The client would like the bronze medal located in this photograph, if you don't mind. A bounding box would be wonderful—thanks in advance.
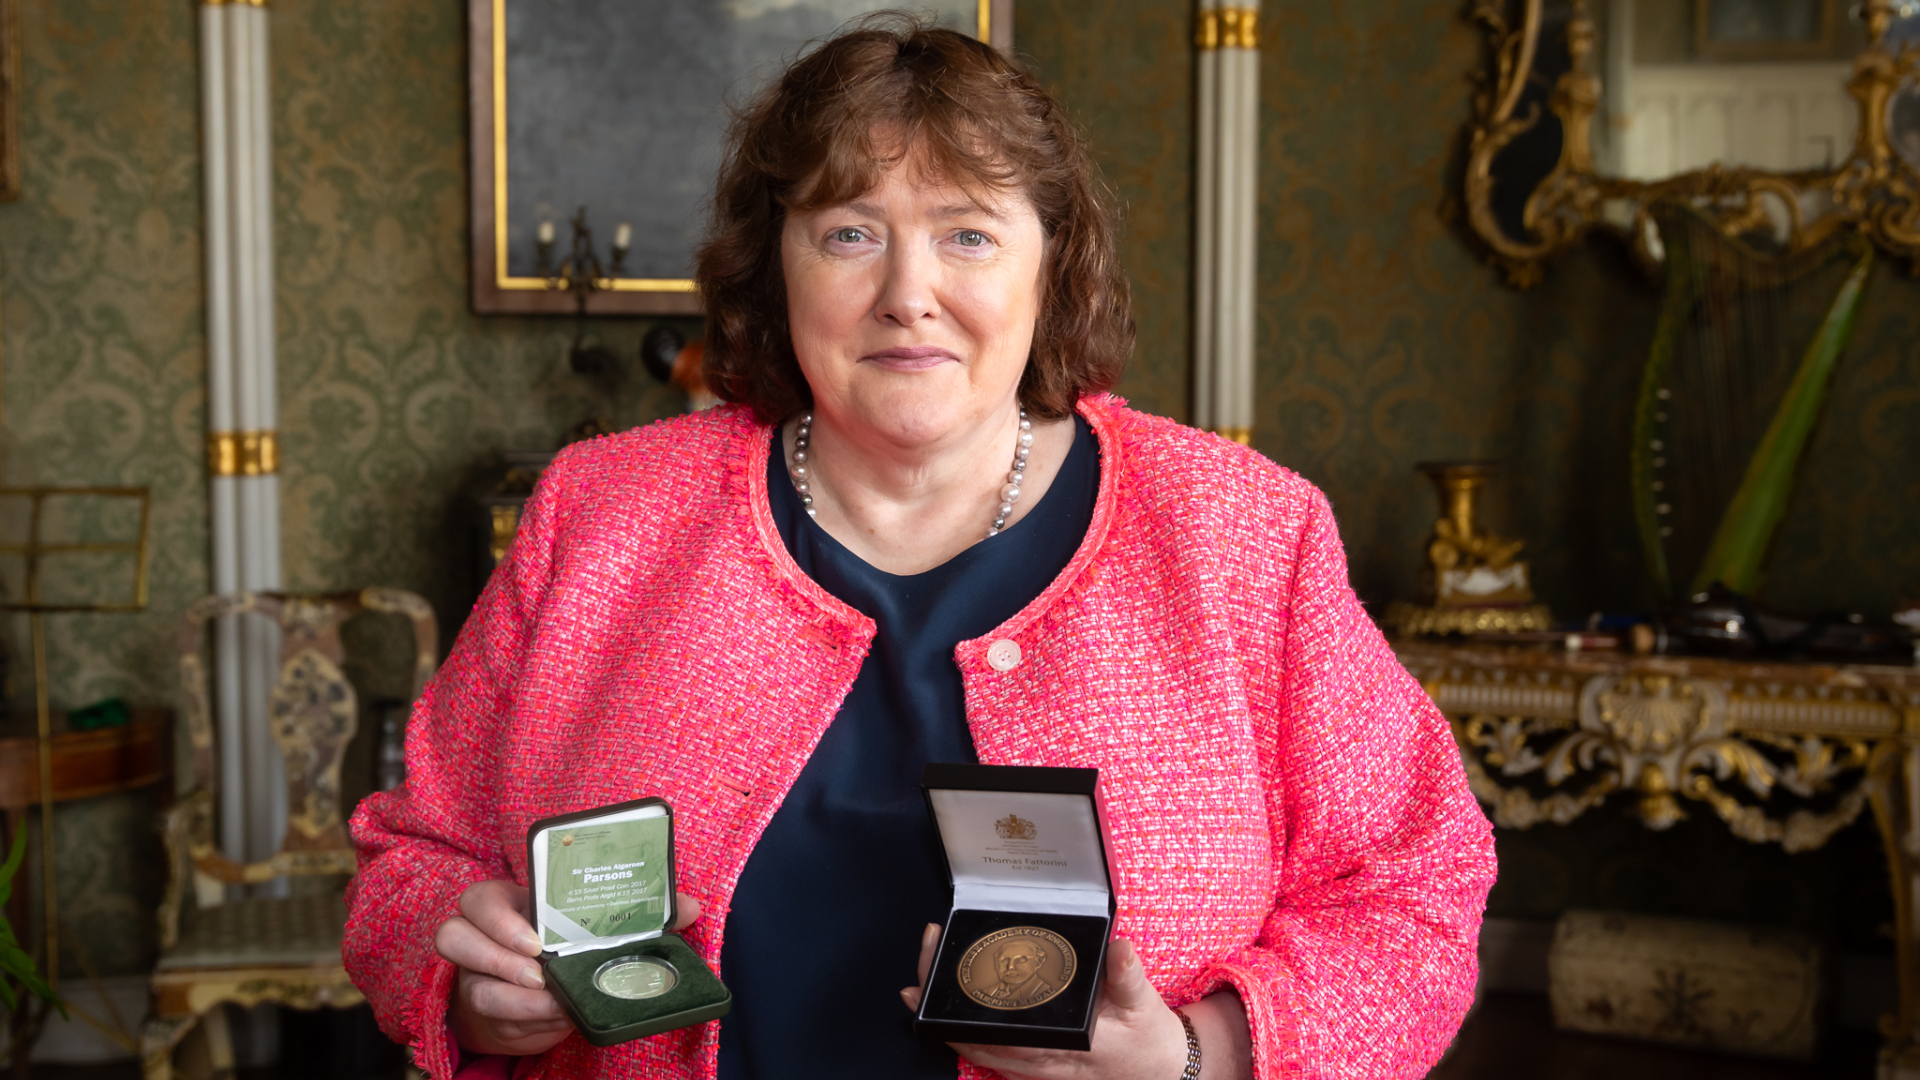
[593,956,678,1000]
[956,927,1075,1011]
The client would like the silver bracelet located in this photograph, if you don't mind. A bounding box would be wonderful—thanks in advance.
[1176,1009,1202,1080]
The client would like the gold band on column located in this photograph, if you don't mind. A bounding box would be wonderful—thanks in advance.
[207,432,239,476]
[1196,9,1220,50]
[207,431,280,476]
[1214,427,1253,445]
[1232,9,1259,49]
[1200,7,1259,50]
[201,0,270,7]
[243,431,279,475]
[1220,9,1242,49]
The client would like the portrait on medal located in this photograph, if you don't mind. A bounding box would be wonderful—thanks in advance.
[980,940,1054,1006]
[958,927,1075,1011]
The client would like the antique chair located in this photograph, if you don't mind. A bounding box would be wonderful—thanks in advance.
[141,589,437,1080]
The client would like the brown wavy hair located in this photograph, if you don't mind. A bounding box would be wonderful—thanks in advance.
[694,14,1133,424]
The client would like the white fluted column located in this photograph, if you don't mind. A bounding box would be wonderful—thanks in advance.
[1193,0,1221,433]
[1193,0,1260,445]
[199,0,283,873]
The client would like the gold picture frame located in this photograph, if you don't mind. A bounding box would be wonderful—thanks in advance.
[0,0,19,202]
[1461,0,1920,286]
[467,0,1013,316]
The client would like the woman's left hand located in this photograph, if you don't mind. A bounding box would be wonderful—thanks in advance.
[898,924,1188,1080]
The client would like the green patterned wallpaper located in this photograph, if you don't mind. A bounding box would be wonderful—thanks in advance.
[0,0,1914,978]
[0,0,205,978]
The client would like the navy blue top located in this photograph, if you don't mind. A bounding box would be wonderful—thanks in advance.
[715,417,1099,1079]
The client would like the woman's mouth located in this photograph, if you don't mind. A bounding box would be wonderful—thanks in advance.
[861,346,960,370]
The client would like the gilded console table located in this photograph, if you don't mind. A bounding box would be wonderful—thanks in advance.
[1396,641,1920,1077]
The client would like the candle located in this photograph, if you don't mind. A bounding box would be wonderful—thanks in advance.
[614,223,632,251]
[538,220,554,245]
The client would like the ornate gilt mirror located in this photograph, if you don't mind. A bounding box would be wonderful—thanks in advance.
[1463,0,1920,285]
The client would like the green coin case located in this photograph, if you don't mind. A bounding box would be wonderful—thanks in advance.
[525,797,731,1046]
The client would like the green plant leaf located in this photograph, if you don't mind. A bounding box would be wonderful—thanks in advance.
[0,819,26,909]
[1689,248,1875,597]
[0,822,62,1014]
[0,942,57,1002]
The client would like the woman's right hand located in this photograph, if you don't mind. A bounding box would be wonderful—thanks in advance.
[435,879,704,1056]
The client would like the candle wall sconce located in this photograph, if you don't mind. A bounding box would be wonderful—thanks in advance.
[537,207,630,379]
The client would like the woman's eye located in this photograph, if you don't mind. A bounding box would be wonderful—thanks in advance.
[829,227,866,244]
[954,230,989,248]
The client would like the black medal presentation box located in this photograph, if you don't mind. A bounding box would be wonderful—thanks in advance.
[914,764,1117,1051]
[525,798,731,1046]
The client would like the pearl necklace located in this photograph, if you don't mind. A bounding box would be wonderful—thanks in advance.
[789,409,1034,539]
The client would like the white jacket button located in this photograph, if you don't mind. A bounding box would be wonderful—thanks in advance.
[986,639,1022,672]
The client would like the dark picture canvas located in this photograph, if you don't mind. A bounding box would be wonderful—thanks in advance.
[1695,0,1834,58]
[1703,0,1825,43]
[478,0,983,313]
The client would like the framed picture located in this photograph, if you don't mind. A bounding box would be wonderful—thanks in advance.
[0,0,19,202]
[1893,80,1920,172]
[1695,0,1835,60]
[469,0,1012,317]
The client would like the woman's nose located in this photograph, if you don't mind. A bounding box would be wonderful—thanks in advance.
[872,241,940,326]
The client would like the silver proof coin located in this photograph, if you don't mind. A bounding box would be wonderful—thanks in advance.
[593,956,678,1000]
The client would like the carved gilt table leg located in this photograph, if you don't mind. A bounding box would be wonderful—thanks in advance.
[1870,713,1920,1080]
[139,1014,199,1080]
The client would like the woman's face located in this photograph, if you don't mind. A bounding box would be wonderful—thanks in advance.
[781,155,1046,452]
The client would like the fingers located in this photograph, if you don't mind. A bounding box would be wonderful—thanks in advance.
[939,940,1184,1077]
[899,923,941,1013]
[1101,938,1161,1012]
[947,1042,1047,1073]
[442,885,570,1058]
[437,915,548,991]
[458,967,568,1023]
[916,923,939,986]
[673,891,703,931]
[449,968,573,1057]
[459,880,542,957]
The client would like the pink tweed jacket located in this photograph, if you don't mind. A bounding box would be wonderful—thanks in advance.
[346,395,1495,1080]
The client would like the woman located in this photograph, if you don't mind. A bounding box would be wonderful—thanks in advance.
[346,19,1494,1080]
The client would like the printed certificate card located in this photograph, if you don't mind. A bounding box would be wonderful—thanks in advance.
[538,809,670,947]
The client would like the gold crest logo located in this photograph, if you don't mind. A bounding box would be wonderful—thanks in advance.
[994,814,1037,841]
[560,833,575,847]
